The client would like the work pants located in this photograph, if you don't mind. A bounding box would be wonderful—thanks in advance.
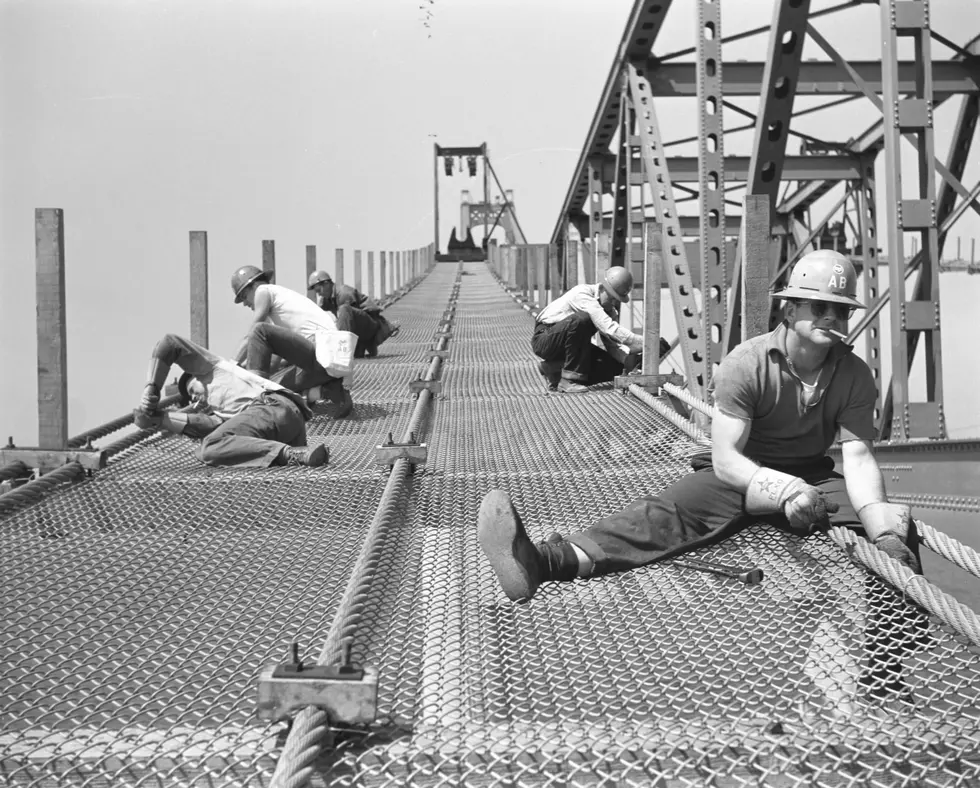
[567,456,928,695]
[246,323,340,391]
[531,314,624,384]
[198,392,306,468]
[337,304,381,358]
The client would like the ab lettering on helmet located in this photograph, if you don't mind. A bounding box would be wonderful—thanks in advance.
[827,274,847,290]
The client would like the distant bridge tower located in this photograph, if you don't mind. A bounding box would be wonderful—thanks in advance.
[434,142,527,261]
[461,189,524,246]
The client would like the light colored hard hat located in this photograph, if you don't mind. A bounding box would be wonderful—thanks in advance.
[601,266,633,303]
[231,265,273,303]
[308,270,333,289]
[771,249,865,309]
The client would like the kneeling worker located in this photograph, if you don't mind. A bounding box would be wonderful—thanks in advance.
[308,270,400,358]
[135,333,329,468]
[533,266,652,393]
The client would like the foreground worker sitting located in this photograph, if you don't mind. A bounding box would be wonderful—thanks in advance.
[532,266,647,392]
[480,249,924,694]
[231,265,353,417]
[135,333,329,468]
[308,270,400,358]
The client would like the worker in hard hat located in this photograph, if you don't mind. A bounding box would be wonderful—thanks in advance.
[532,266,647,393]
[230,265,353,418]
[307,270,400,358]
[480,249,925,697]
[135,333,329,468]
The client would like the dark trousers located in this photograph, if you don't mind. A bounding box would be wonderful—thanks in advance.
[246,323,340,391]
[337,304,381,357]
[198,392,306,468]
[568,455,927,693]
[531,314,624,384]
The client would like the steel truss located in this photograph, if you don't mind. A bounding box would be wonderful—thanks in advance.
[552,0,980,439]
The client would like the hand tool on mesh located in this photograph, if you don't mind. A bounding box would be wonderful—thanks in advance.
[672,555,764,585]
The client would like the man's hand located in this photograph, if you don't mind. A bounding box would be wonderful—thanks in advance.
[859,502,921,573]
[133,408,162,430]
[782,483,840,535]
[139,384,160,412]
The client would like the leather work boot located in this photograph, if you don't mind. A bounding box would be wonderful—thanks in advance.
[322,381,354,419]
[537,360,561,391]
[283,443,329,467]
[558,378,589,394]
[477,490,579,603]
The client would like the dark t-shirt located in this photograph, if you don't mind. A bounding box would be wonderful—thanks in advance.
[711,324,877,467]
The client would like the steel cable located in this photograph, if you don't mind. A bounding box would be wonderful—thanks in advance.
[627,384,711,445]
[0,461,29,481]
[268,266,457,788]
[916,519,980,579]
[830,526,980,649]
[0,462,86,518]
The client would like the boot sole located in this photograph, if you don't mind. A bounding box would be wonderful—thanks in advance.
[477,490,540,603]
[307,444,329,467]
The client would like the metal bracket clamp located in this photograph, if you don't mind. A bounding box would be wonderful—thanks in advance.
[613,372,684,392]
[409,378,443,395]
[428,349,449,359]
[0,444,107,473]
[375,432,428,465]
[256,643,378,724]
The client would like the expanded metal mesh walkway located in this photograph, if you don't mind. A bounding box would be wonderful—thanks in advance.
[3,262,980,787]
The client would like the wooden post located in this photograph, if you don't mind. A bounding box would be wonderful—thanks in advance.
[549,244,561,302]
[354,250,363,293]
[642,223,663,375]
[306,245,317,301]
[380,251,387,298]
[536,246,548,307]
[335,248,344,286]
[189,231,209,347]
[565,240,580,289]
[35,208,68,449]
[367,251,376,299]
[741,195,772,341]
[262,240,276,279]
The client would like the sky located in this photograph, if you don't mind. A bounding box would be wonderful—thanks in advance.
[1,0,978,443]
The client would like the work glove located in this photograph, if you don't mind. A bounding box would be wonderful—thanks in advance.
[859,502,922,574]
[782,482,840,535]
[139,384,160,413]
[133,408,163,430]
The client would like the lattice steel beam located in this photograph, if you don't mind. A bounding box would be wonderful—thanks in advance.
[642,59,978,96]
[725,0,811,349]
[879,0,945,440]
[696,0,727,381]
[627,63,707,393]
[551,0,674,244]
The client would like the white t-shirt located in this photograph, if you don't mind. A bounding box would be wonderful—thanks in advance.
[260,284,337,340]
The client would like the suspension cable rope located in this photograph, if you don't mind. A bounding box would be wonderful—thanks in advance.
[830,526,980,649]
[916,519,980,580]
[268,265,457,788]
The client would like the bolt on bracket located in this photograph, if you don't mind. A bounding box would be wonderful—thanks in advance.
[409,378,443,395]
[256,642,378,725]
[375,432,428,465]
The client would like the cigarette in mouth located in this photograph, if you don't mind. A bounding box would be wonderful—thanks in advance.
[826,328,849,342]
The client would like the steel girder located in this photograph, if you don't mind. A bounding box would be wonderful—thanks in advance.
[641,59,978,97]
[551,1,979,439]
[696,0,727,381]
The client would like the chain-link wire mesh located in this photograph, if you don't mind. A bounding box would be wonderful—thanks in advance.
[3,263,979,787]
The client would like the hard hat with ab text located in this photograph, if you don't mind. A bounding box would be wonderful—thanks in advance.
[771,249,865,309]
[231,265,274,303]
[601,266,633,303]
[308,270,334,289]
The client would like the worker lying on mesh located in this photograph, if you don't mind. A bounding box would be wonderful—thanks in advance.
[532,266,653,393]
[308,269,400,358]
[135,333,329,468]
[480,249,927,699]
[229,265,353,418]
